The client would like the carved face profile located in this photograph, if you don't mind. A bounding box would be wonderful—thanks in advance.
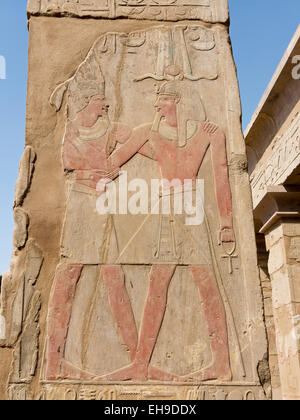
[74,94,111,141]
[154,80,206,147]
[76,94,109,127]
[154,94,179,128]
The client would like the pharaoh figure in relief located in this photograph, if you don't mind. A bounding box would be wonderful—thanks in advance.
[44,25,244,383]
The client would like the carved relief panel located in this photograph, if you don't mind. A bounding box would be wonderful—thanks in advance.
[34,22,267,399]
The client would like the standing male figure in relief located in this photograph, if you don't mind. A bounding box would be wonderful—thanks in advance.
[97,77,235,382]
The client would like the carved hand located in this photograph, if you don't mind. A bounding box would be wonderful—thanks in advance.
[96,168,121,192]
[202,121,219,135]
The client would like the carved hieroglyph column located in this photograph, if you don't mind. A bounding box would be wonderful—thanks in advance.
[264,218,300,400]
[0,0,269,400]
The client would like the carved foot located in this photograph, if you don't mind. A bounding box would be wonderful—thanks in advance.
[148,365,181,382]
[60,360,98,381]
[183,364,232,383]
[97,362,148,382]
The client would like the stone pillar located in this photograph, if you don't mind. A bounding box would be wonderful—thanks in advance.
[0,0,269,400]
[257,234,282,400]
[264,219,300,400]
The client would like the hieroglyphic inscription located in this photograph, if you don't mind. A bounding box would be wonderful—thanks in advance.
[28,0,229,22]
[36,384,266,400]
[251,111,300,208]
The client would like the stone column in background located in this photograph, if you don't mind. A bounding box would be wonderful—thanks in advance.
[257,233,282,400]
[265,219,300,400]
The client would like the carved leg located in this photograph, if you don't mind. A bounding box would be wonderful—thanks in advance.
[135,264,177,380]
[45,264,83,380]
[45,264,97,381]
[187,265,232,382]
[102,265,138,361]
[99,264,177,381]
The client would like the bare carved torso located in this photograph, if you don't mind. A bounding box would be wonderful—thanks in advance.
[63,121,131,189]
[144,124,211,182]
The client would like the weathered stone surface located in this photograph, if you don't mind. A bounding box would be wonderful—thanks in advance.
[14,146,36,208]
[268,242,285,275]
[0,240,43,348]
[0,272,10,341]
[13,208,29,249]
[8,384,31,401]
[10,291,41,383]
[28,0,229,23]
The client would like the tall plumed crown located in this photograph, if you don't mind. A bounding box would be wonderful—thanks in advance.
[49,52,105,119]
[68,53,105,119]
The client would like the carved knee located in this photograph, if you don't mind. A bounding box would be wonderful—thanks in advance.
[102,265,125,291]
[148,265,175,297]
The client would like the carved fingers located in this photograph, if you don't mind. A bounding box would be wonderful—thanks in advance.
[202,121,219,135]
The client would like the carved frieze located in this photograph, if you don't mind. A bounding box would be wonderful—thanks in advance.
[27,0,229,22]
[251,111,300,208]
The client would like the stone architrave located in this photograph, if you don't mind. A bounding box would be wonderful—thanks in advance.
[0,0,268,400]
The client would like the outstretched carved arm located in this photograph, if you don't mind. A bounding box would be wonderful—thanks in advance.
[109,125,151,170]
[210,127,234,242]
[111,123,132,145]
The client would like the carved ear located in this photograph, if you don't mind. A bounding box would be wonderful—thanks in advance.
[49,80,70,112]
